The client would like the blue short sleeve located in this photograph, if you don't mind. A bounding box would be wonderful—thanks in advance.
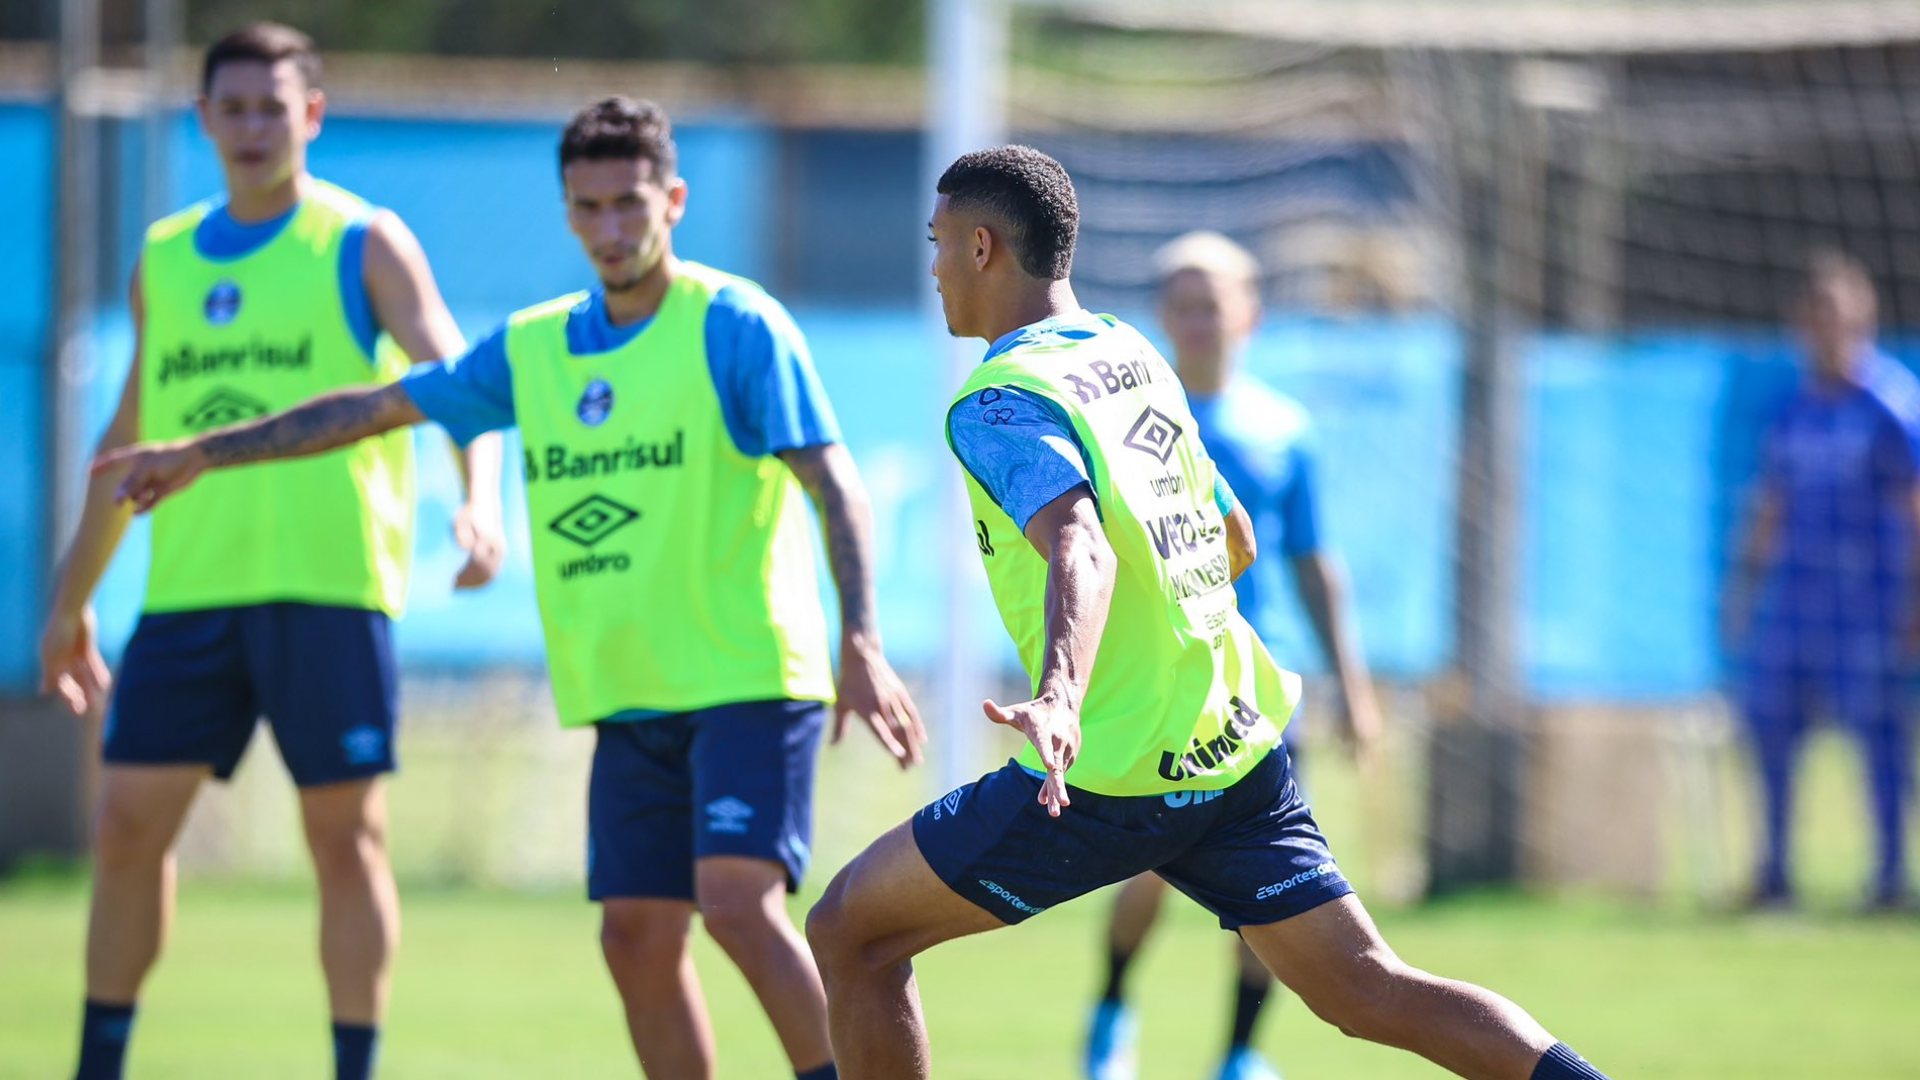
[1276,444,1322,556]
[707,283,842,457]
[398,325,517,445]
[947,387,1093,532]
[1214,473,1237,517]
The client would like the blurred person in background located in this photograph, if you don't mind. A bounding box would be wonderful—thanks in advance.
[1723,249,1920,911]
[99,95,923,1080]
[807,144,1612,1080]
[37,23,506,1080]
[1083,231,1383,1080]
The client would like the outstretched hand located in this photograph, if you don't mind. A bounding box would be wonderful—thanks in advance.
[834,639,927,769]
[94,441,207,514]
[983,696,1081,817]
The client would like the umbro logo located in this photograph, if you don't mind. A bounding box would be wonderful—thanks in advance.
[705,796,755,835]
[548,494,640,548]
[182,388,269,431]
[1122,407,1183,465]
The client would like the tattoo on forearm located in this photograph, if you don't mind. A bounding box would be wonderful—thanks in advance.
[819,485,878,638]
[201,386,404,467]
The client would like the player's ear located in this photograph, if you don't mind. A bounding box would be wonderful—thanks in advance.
[664,177,689,226]
[304,88,326,140]
[973,226,993,271]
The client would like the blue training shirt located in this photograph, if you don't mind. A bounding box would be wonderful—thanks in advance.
[400,281,843,457]
[1188,380,1323,639]
[948,310,1234,532]
[1758,350,1920,643]
[193,198,382,361]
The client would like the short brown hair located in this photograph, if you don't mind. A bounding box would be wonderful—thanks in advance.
[559,97,677,179]
[202,23,321,94]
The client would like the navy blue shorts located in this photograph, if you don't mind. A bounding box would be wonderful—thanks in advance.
[587,699,826,902]
[913,745,1351,930]
[104,603,399,787]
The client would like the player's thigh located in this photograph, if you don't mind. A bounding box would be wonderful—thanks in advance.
[807,819,1005,970]
[296,776,389,865]
[687,699,827,893]
[590,717,700,902]
[105,609,258,780]
[93,763,209,859]
[245,603,400,787]
[1237,894,1405,1023]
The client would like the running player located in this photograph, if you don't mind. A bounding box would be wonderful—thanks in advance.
[804,145,1612,1080]
[1084,231,1384,1080]
[98,96,923,1080]
[39,23,504,1080]
[1723,250,1919,911]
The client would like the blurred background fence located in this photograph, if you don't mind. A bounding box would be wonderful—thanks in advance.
[2,0,1917,903]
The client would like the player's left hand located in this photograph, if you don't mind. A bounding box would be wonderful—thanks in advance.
[834,635,926,769]
[984,695,1080,817]
[1344,684,1386,772]
[451,500,506,590]
[94,439,210,513]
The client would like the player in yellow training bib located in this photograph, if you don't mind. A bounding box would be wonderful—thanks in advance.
[99,96,922,1080]
[40,24,504,1080]
[803,146,1616,1080]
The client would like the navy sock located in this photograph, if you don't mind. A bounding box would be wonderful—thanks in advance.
[1530,1042,1610,1080]
[796,1063,838,1080]
[1227,972,1269,1050]
[75,999,136,1080]
[332,1022,379,1080]
[1101,946,1136,1004]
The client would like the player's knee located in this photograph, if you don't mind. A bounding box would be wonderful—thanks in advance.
[697,887,783,955]
[303,815,387,884]
[803,871,860,966]
[92,791,174,870]
[600,905,690,973]
[1298,959,1419,1046]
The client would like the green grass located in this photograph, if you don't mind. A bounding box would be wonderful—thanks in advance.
[5,715,1917,1079]
[3,875,1918,1079]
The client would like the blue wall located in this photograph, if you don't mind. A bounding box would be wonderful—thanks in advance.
[3,106,1893,700]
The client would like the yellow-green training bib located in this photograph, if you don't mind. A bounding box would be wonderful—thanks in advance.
[139,180,415,615]
[505,264,834,727]
[949,312,1301,796]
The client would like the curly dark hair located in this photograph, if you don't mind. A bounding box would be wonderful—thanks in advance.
[559,97,677,179]
[202,23,321,93]
[936,145,1079,280]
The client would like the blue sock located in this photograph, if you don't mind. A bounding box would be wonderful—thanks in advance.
[796,1063,839,1080]
[75,999,136,1080]
[1531,1042,1609,1080]
[332,1022,379,1080]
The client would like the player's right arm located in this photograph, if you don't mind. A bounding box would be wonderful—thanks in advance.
[40,263,145,715]
[1224,493,1256,580]
[97,382,425,513]
[1721,482,1782,655]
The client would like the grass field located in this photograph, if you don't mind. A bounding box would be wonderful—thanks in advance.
[4,708,1917,1079]
[3,875,1918,1079]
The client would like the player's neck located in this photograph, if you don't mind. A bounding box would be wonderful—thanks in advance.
[1179,359,1231,397]
[985,279,1080,344]
[225,170,309,224]
[603,254,678,327]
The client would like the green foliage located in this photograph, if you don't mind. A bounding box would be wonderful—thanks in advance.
[179,0,923,65]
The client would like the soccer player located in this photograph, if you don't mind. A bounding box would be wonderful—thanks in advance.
[1723,250,1920,911]
[38,23,505,1080]
[804,146,1612,1080]
[99,96,923,1080]
[1083,231,1385,1080]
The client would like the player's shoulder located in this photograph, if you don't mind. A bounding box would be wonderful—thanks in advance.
[304,177,381,226]
[1218,377,1312,448]
[1858,352,1920,430]
[144,198,220,245]
[508,290,593,328]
